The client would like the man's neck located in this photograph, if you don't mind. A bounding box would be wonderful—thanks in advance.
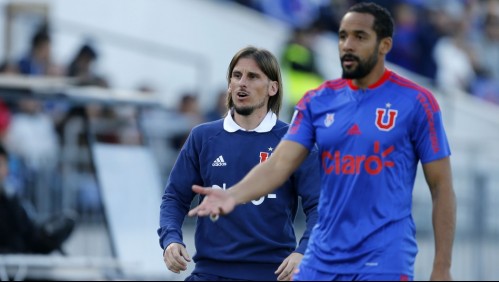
[352,63,386,89]
[233,109,268,131]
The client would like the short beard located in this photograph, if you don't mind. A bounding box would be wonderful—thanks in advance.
[341,47,379,79]
[234,99,266,116]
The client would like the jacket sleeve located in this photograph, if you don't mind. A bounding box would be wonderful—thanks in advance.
[292,146,320,254]
[157,131,202,250]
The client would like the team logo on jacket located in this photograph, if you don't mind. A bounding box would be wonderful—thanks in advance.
[324,113,335,127]
[260,152,269,163]
[255,149,276,205]
[375,104,398,131]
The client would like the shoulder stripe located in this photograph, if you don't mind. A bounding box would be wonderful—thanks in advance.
[388,75,440,112]
[321,79,347,91]
[296,79,346,110]
[296,90,317,110]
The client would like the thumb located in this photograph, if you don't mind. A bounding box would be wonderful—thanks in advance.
[192,185,211,195]
[180,247,191,262]
[275,258,288,274]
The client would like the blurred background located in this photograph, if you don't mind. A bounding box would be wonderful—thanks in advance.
[0,0,497,280]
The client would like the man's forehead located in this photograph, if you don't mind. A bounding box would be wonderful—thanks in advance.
[339,12,375,33]
[233,58,263,73]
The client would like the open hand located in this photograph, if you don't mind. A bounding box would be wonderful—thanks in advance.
[188,185,237,218]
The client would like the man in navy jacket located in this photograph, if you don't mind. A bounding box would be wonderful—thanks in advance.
[158,46,320,281]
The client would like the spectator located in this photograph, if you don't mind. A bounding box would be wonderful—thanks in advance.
[0,100,12,142]
[0,143,75,254]
[4,98,61,215]
[387,2,422,74]
[17,24,61,76]
[255,0,323,29]
[170,93,204,150]
[204,89,227,122]
[281,27,324,119]
[0,60,20,75]
[470,12,499,105]
[433,5,477,95]
[4,98,60,171]
[66,42,109,87]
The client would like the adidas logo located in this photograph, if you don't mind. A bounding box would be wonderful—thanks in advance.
[347,124,362,135]
[212,155,227,167]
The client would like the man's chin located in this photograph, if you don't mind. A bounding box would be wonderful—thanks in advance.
[342,68,366,79]
[234,107,253,116]
[342,71,357,79]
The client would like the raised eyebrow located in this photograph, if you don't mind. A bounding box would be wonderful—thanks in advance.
[339,29,370,36]
[247,71,260,77]
[231,69,262,78]
[354,30,369,37]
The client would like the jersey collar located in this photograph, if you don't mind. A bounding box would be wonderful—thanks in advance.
[223,109,277,133]
[347,68,392,90]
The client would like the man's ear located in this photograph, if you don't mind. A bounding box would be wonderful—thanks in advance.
[269,81,278,97]
[379,37,392,55]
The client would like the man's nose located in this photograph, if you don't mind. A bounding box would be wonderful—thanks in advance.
[341,37,354,53]
[238,75,248,87]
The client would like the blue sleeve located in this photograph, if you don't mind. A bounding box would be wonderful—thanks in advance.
[292,146,320,254]
[283,91,317,150]
[411,92,451,164]
[157,131,202,250]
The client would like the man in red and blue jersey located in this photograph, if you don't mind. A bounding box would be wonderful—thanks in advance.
[188,2,456,281]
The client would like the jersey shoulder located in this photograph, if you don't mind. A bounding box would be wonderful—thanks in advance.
[313,78,349,97]
[387,71,440,110]
[190,119,225,139]
[297,78,348,110]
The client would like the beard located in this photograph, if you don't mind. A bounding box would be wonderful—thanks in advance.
[341,47,379,79]
[233,98,266,116]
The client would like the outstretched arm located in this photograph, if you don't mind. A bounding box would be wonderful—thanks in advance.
[422,157,456,281]
[188,140,309,217]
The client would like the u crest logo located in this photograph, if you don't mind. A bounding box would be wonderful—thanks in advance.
[259,152,269,163]
[375,108,398,131]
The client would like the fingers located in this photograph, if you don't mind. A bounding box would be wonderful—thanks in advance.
[179,246,191,262]
[188,185,235,218]
[275,259,291,281]
[277,266,298,281]
[192,185,211,195]
[187,206,201,217]
[163,243,189,274]
[276,254,302,281]
[275,259,287,275]
[277,268,295,281]
[188,185,214,217]
[188,185,223,217]
[188,205,217,217]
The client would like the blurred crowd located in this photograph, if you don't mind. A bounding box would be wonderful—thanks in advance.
[0,23,226,233]
[230,0,499,105]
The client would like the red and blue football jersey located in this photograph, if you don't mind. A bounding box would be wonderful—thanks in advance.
[283,69,451,276]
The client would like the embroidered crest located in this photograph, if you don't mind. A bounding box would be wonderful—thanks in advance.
[375,107,398,131]
[259,152,269,163]
[324,113,335,127]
